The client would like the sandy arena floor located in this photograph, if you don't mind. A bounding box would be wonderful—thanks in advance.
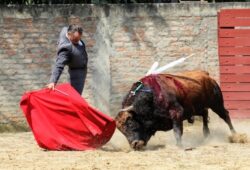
[0,115,250,170]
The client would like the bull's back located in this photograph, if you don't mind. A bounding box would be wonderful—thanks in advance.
[160,70,217,107]
[175,70,210,83]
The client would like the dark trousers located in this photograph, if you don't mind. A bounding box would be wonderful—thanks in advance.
[68,69,87,95]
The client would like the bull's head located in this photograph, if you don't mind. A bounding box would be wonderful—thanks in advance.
[115,83,157,150]
[115,106,144,150]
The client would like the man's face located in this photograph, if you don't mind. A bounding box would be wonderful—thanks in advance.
[68,31,82,44]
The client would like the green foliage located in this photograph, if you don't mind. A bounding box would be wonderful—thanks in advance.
[1,0,250,5]
[0,0,179,4]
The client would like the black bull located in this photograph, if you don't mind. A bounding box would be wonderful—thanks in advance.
[115,70,236,150]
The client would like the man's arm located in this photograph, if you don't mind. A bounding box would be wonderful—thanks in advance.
[47,44,72,89]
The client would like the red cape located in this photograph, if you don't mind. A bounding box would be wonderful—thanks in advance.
[20,83,116,151]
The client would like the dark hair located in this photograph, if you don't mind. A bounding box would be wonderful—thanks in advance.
[67,24,83,34]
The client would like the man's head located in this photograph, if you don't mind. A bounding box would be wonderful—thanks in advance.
[67,24,83,44]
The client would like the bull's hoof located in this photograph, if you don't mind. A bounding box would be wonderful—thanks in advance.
[131,140,145,150]
[203,128,210,138]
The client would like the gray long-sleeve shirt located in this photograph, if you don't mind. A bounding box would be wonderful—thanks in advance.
[49,27,88,94]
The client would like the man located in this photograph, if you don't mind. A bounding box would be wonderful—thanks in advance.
[47,24,88,95]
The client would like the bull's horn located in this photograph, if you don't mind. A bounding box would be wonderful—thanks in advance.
[120,105,133,112]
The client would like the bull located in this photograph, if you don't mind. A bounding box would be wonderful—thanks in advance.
[115,70,236,150]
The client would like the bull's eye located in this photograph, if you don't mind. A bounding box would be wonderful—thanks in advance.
[125,118,133,128]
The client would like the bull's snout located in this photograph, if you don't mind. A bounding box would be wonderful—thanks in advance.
[130,140,145,150]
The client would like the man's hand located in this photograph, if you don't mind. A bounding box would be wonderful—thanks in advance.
[46,83,56,90]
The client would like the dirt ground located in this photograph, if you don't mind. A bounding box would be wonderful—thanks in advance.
[0,115,250,170]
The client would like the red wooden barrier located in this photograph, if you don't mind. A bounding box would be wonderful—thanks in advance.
[218,9,250,118]
[221,83,250,91]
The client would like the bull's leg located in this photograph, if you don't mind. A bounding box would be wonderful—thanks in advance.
[169,101,184,146]
[210,83,236,134]
[202,109,210,137]
[173,120,183,147]
[211,107,236,134]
